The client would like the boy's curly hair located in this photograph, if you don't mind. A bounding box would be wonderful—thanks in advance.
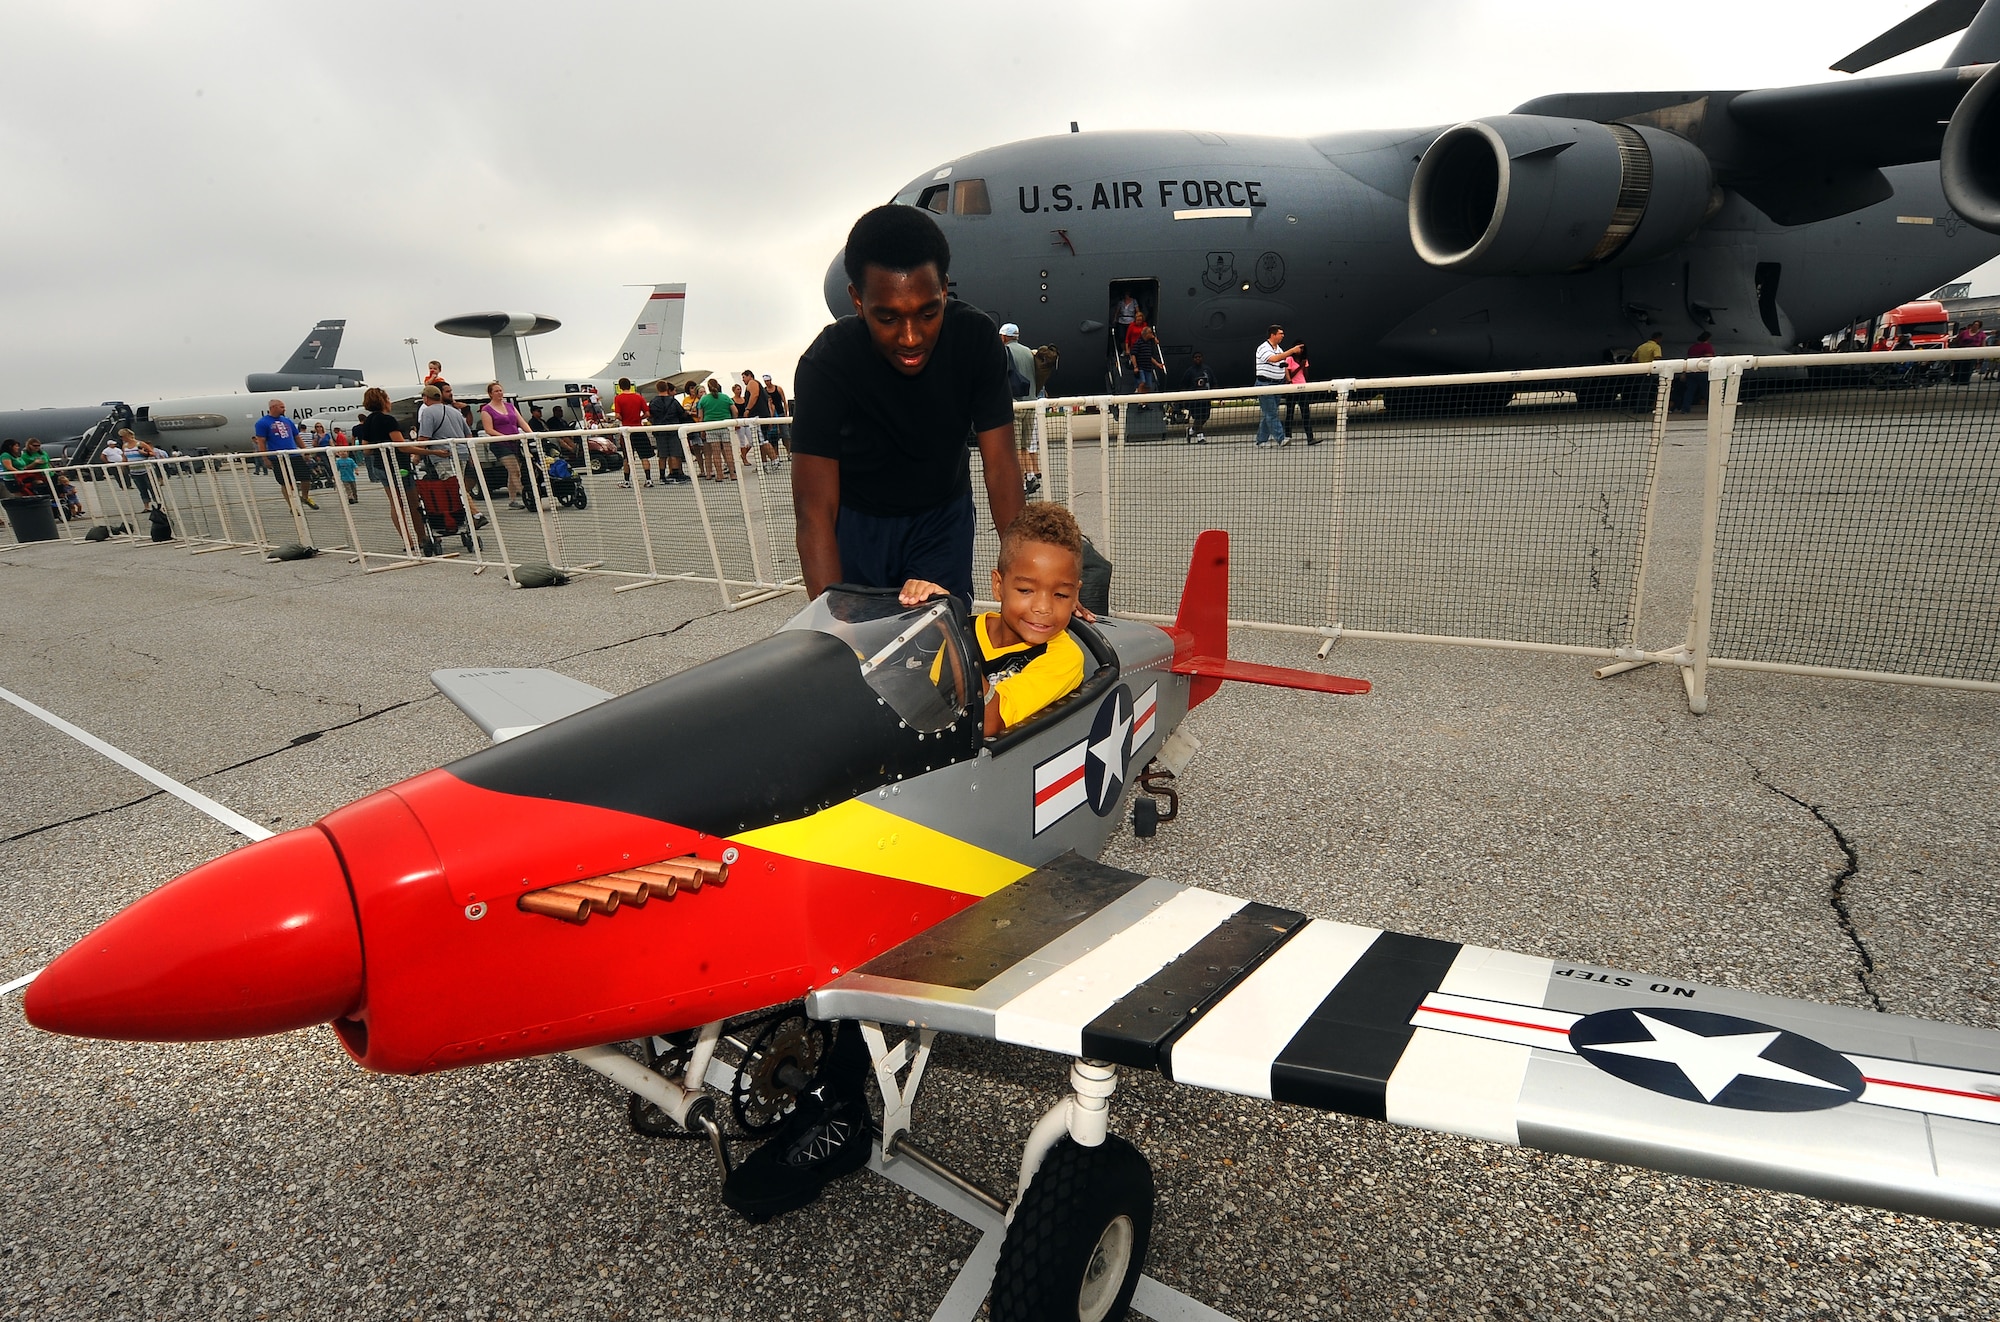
[998,502,1085,573]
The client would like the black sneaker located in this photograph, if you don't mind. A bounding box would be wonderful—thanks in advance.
[720,1082,871,1223]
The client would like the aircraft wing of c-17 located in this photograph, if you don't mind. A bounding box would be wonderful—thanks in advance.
[21,532,2000,1317]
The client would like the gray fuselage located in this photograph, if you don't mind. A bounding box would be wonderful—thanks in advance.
[840,130,2000,395]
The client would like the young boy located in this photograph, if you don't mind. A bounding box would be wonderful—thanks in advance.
[900,502,1088,736]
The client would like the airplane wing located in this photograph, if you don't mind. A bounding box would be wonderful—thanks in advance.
[430,667,613,742]
[809,854,2000,1228]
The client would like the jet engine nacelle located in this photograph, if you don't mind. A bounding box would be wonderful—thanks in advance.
[1409,115,1717,276]
[1943,62,2000,235]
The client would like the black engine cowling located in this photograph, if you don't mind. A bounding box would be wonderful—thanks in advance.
[1409,115,1717,275]
[1943,62,2000,234]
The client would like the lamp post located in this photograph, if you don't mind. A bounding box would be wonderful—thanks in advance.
[403,338,422,385]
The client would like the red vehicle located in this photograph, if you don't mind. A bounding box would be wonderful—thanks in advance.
[1874,299,1953,349]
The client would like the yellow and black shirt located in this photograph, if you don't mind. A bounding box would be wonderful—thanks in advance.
[973,612,1085,729]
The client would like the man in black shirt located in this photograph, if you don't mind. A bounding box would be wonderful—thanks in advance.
[789,205,1022,602]
[647,380,691,483]
[723,208,1022,1228]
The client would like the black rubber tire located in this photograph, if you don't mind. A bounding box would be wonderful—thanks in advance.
[991,1135,1153,1322]
[1132,796,1158,839]
[573,488,588,510]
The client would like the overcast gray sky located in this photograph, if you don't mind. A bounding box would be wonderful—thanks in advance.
[3,0,1994,409]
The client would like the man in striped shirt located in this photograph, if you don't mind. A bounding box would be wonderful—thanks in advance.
[1254,324,1306,447]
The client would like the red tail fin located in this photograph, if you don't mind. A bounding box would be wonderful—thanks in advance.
[1168,530,1370,708]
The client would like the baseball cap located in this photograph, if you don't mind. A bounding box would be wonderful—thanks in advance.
[999,323,1020,337]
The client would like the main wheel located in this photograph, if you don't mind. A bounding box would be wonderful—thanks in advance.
[991,1136,1154,1322]
[1131,797,1158,839]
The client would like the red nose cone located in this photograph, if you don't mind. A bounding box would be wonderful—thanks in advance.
[25,827,362,1041]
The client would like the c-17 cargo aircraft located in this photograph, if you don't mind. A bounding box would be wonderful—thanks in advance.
[23,533,2000,1321]
[831,2,2000,395]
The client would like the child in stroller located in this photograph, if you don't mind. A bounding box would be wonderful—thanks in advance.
[538,436,588,510]
[411,458,477,557]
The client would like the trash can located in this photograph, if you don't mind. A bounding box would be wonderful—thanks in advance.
[3,495,58,544]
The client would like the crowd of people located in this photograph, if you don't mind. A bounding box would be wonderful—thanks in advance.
[206,369,806,556]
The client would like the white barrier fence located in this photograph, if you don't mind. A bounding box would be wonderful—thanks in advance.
[16,346,1999,713]
[27,421,804,609]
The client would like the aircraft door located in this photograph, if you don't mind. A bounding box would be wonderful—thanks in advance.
[1106,279,1160,394]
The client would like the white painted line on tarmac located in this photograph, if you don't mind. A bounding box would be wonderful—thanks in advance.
[0,684,275,999]
[0,684,273,843]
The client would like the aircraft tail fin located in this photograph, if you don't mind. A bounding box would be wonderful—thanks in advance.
[1951,0,2000,64]
[278,321,346,374]
[594,284,686,384]
[1831,0,1996,72]
[1166,530,1369,709]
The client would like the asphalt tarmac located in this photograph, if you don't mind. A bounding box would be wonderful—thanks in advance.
[4,427,1999,1319]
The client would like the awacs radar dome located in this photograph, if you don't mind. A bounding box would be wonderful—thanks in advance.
[435,313,562,339]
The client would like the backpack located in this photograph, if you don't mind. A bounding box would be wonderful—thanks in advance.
[148,506,173,542]
[1004,351,1033,401]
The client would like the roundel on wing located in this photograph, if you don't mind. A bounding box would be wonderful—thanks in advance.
[1084,684,1134,817]
[1568,1006,1864,1112]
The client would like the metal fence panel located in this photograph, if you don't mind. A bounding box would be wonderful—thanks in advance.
[1020,369,1668,649]
[1707,360,2000,682]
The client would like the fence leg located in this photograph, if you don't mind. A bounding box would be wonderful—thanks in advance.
[528,435,563,569]
[195,459,236,552]
[1682,359,1747,715]
[467,440,518,586]
[737,433,772,589]
[277,455,312,548]
[226,458,270,554]
[1314,382,1353,655]
[1061,407,1075,516]
[332,450,370,570]
[624,428,661,582]
[1595,365,1680,680]
[1098,396,1115,566]
[684,424,734,608]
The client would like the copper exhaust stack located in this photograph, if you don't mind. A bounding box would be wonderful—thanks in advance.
[518,891,590,924]
[596,875,650,906]
[677,855,728,886]
[610,869,677,899]
[546,882,619,915]
[635,860,703,891]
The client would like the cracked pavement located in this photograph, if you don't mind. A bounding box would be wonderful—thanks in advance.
[3,522,1998,1320]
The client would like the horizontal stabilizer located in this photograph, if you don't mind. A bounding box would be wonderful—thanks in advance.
[1170,654,1370,695]
[430,668,613,742]
[1833,0,1981,72]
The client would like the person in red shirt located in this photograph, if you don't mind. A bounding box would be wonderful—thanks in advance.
[611,377,655,485]
[1673,331,1716,412]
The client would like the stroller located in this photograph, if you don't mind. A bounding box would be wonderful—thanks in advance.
[541,443,588,510]
[412,460,477,556]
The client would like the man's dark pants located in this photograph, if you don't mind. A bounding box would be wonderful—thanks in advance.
[834,490,976,600]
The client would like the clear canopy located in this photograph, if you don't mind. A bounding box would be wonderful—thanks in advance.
[782,589,977,734]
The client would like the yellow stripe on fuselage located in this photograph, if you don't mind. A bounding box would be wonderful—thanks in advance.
[732,799,1032,898]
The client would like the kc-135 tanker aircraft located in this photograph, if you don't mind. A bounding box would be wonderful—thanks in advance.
[837,1,2000,394]
[23,535,2000,1320]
